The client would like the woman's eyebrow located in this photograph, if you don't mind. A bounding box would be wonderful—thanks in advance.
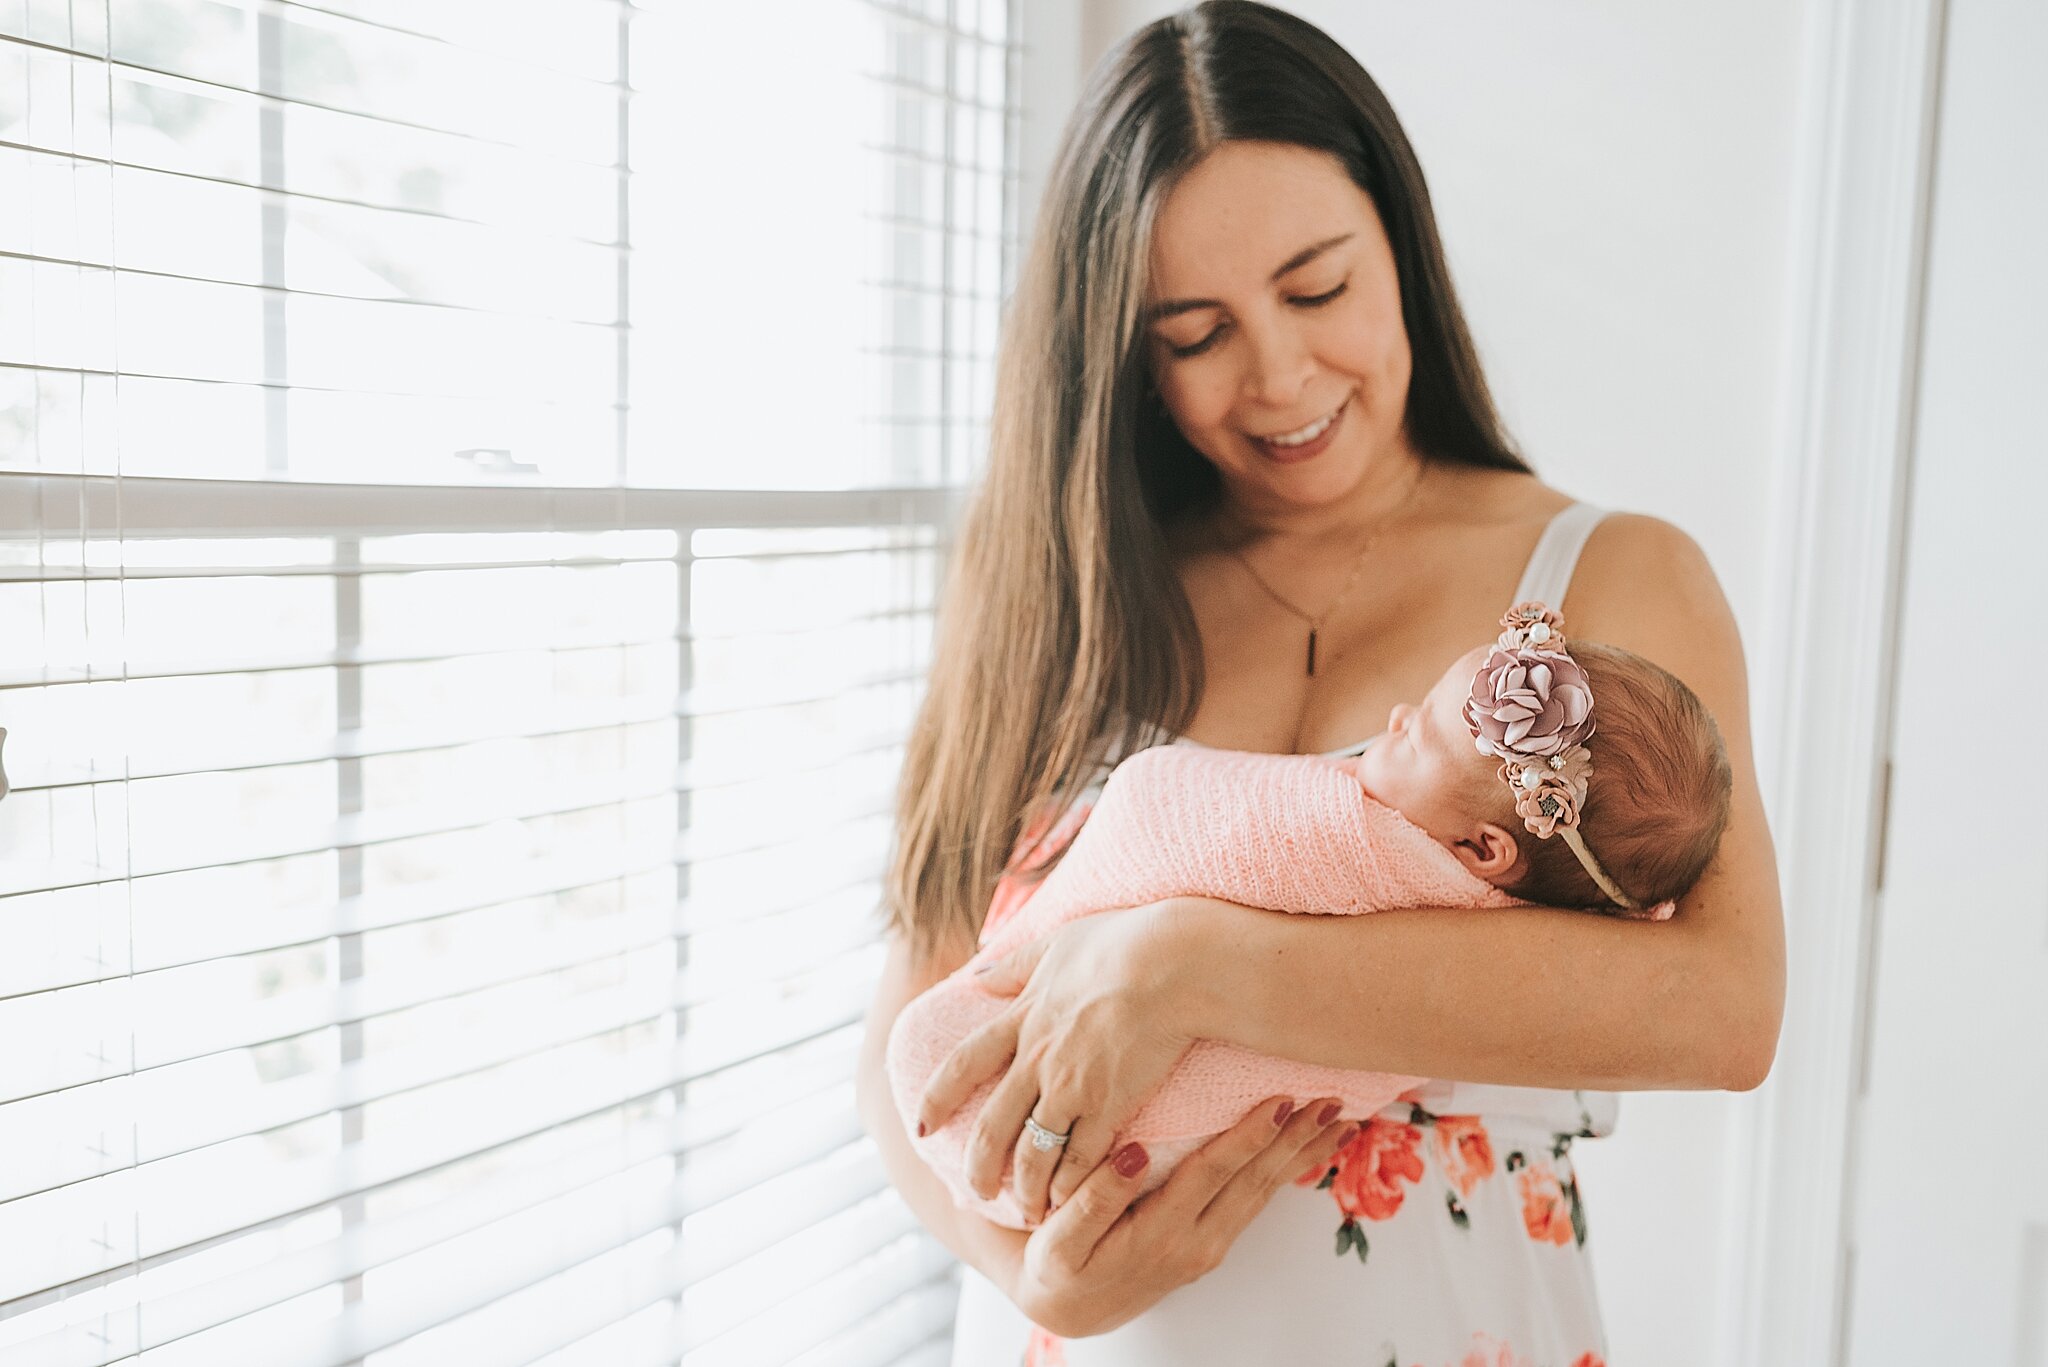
[1146,232,1356,322]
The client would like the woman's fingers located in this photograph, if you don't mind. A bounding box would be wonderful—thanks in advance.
[964,1046,1043,1199]
[1029,1139,1154,1280]
[1040,1114,1122,1213]
[971,935,1049,998]
[916,1007,1020,1138]
[1023,1094,1310,1283]
[1127,1093,1304,1229]
[1199,1099,1359,1236]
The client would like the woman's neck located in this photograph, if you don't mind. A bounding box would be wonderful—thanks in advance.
[1215,444,1432,555]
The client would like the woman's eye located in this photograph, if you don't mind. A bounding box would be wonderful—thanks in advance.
[1163,282,1349,360]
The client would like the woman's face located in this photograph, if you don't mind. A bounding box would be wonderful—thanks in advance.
[1143,140,1414,518]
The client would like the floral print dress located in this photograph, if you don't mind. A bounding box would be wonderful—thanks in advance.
[945,504,1620,1367]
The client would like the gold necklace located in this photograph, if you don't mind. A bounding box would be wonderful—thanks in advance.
[1227,460,1427,677]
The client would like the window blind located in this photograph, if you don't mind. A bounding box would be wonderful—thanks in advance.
[0,1,1019,1363]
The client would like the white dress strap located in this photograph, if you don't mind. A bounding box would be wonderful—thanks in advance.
[1511,502,1608,610]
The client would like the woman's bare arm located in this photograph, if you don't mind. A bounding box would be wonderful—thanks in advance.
[855,929,1032,1287]
[1155,515,1785,1092]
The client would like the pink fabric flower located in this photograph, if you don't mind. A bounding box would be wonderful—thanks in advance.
[1505,744,1592,839]
[1498,601,1565,643]
[1465,644,1595,761]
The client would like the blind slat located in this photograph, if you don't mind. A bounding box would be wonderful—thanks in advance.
[671,1199,926,1358]
[0,246,625,328]
[0,474,957,537]
[0,544,934,584]
[2,892,886,1106]
[0,31,625,166]
[0,143,623,246]
[785,1277,962,1367]
[267,1138,892,1367]
[4,844,885,1001]
[5,976,881,1313]
[687,1245,959,1367]
[0,751,902,899]
[11,1096,893,1367]
[0,604,929,690]
[5,894,885,1201]
[7,707,907,798]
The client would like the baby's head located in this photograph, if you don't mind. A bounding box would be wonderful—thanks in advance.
[1350,606,1733,912]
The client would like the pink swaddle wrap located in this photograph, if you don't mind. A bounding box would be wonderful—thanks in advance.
[884,743,1522,1229]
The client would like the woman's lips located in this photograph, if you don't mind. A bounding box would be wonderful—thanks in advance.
[1249,395,1350,464]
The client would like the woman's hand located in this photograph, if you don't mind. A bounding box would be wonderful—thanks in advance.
[1004,1093,1357,1338]
[916,901,1197,1224]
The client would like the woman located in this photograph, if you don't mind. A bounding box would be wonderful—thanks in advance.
[853,4,1784,1363]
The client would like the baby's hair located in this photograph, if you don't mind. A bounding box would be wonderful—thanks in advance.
[1501,644,1733,911]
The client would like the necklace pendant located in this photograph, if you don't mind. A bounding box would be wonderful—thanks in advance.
[1306,628,1318,677]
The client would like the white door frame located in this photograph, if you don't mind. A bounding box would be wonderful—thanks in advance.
[1727,0,1947,1363]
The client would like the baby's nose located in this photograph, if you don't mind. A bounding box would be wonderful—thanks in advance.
[1388,703,1414,733]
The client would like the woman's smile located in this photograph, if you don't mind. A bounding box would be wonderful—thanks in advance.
[1248,392,1353,464]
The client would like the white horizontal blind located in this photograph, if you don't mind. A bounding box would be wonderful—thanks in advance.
[0,1,1017,1364]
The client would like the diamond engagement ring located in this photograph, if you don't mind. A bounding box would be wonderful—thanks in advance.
[1024,1116,1072,1153]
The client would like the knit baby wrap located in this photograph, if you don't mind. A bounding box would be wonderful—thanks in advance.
[885,742,1522,1229]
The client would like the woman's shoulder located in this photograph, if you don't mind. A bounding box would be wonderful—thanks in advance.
[1421,464,1574,538]
[1560,511,1749,735]
[1568,512,1728,633]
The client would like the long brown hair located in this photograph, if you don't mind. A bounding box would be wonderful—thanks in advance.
[883,1,1529,965]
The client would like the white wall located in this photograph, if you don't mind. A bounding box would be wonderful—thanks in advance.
[1027,4,1824,1363]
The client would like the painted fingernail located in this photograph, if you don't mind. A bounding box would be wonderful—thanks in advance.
[916,1121,927,1138]
[1272,1099,1293,1126]
[1113,1142,1149,1177]
[1338,1125,1361,1147]
[1317,1101,1341,1126]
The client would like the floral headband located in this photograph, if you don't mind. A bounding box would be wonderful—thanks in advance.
[1463,602,1640,911]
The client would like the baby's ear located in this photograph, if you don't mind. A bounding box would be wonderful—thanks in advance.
[1453,822,1522,881]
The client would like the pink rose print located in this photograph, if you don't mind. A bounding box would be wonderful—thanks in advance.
[1516,1159,1575,1246]
[1328,1119,1426,1222]
[1024,1325,1066,1366]
[983,802,1094,941]
[1456,1333,1533,1367]
[1433,1115,1496,1199]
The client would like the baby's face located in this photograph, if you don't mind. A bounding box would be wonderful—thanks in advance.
[1350,644,1495,843]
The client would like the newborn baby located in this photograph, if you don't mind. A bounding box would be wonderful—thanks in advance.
[886,604,1733,1228]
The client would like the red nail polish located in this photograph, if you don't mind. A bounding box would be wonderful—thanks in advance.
[1113,1142,1149,1177]
[916,1121,927,1138]
[1317,1101,1341,1126]
[1272,1099,1293,1126]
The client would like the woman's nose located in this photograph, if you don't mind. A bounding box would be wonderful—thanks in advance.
[1240,319,1315,409]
